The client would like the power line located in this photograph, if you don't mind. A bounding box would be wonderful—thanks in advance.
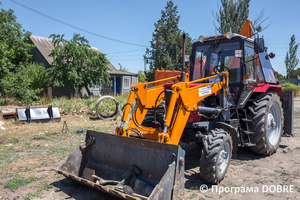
[9,0,149,48]
[105,48,145,55]
[110,55,144,57]
[110,58,144,61]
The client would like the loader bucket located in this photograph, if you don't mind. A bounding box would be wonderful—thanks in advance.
[56,130,185,200]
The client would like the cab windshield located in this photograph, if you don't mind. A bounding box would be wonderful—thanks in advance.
[193,41,241,83]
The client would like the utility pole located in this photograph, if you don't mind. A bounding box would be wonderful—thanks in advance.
[144,58,147,72]
[118,63,122,71]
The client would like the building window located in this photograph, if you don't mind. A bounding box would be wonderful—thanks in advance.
[123,76,130,89]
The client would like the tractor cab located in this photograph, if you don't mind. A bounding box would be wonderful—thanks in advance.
[189,31,278,108]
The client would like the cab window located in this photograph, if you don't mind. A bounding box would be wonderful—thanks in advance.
[193,42,240,83]
[224,56,240,83]
[256,56,265,83]
[244,46,256,81]
[259,51,277,83]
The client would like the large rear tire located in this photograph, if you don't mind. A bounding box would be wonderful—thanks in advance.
[95,96,120,120]
[200,129,232,184]
[248,92,283,155]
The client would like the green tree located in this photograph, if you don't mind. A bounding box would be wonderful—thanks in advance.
[0,8,34,68]
[138,70,147,82]
[274,71,285,79]
[289,68,300,79]
[144,1,192,81]
[0,43,13,80]
[49,33,110,96]
[0,8,34,93]
[285,34,299,79]
[1,63,48,104]
[213,0,269,34]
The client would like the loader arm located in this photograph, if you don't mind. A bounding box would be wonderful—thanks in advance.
[116,71,229,145]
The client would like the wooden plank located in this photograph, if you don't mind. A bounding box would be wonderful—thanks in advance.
[0,108,16,119]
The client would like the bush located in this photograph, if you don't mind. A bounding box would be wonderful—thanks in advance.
[0,62,49,104]
[0,98,6,106]
[280,82,299,88]
[280,82,300,96]
[49,95,130,112]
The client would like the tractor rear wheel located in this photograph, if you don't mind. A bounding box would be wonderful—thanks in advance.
[248,92,283,155]
[200,129,232,184]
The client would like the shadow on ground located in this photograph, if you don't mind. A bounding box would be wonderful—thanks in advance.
[182,142,271,190]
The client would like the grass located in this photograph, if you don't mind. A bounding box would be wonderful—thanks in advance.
[37,181,53,191]
[25,192,42,200]
[49,95,130,112]
[247,163,259,168]
[0,94,130,113]
[0,97,25,106]
[264,193,275,197]
[4,177,36,189]
[53,173,64,179]
[23,167,34,172]
[280,82,300,96]
[0,111,118,178]
[0,111,121,199]
[0,136,19,145]
[188,193,198,199]
[0,147,21,169]
[50,96,96,112]
[255,179,266,184]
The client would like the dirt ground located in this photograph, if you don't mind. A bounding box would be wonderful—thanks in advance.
[0,98,300,200]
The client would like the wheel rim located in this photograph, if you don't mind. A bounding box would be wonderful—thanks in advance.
[267,102,281,146]
[218,141,230,175]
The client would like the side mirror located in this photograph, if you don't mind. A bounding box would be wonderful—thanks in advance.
[254,38,265,53]
[265,52,275,60]
[185,55,190,62]
[269,52,275,59]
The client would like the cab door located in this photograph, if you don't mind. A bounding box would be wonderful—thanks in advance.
[237,44,257,108]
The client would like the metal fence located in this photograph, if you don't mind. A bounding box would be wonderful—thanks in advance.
[278,78,297,85]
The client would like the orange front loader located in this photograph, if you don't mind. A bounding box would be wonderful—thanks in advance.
[116,72,229,145]
[56,70,230,200]
[56,20,292,200]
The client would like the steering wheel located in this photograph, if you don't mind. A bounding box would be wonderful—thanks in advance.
[214,66,229,74]
[213,66,219,74]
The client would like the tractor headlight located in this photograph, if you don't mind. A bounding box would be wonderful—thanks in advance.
[226,32,233,40]
[198,35,205,43]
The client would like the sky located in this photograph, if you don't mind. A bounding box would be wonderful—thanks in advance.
[2,0,300,76]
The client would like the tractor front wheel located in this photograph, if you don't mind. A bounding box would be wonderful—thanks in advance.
[200,129,232,184]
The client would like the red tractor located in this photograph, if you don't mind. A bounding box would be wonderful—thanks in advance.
[56,20,293,199]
